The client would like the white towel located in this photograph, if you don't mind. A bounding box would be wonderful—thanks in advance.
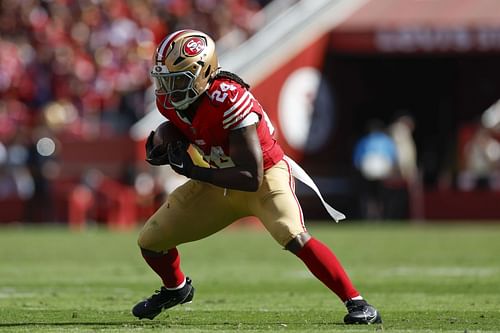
[284,155,346,222]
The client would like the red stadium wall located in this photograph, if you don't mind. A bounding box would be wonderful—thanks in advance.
[244,9,500,221]
[251,34,331,162]
[0,135,148,226]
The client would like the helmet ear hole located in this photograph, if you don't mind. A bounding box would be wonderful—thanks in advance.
[173,57,184,65]
[204,65,211,78]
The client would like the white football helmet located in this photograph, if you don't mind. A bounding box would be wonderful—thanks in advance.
[151,29,219,110]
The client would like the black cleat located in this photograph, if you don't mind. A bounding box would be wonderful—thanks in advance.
[132,277,195,320]
[344,299,382,324]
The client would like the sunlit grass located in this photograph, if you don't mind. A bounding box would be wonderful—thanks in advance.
[1,222,499,332]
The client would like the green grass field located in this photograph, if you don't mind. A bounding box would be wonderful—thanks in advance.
[1,221,499,332]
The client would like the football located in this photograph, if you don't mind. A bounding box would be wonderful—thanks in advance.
[152,121,188,148]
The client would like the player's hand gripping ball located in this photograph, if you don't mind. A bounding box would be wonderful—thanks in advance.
[167,141,194,177]
[145,121,187,166]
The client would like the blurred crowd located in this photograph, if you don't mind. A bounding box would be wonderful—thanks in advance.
[0,0,268,139]
[0,0,270,218]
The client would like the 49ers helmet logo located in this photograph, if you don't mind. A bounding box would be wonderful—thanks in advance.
[182,37,206,57]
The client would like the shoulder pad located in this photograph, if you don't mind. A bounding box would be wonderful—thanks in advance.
[207,78,248,108]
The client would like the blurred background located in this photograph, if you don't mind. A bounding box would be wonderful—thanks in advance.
[1,0,499,228]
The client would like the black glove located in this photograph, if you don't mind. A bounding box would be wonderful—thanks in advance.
[167,141,194,177]
[145,131,170,166]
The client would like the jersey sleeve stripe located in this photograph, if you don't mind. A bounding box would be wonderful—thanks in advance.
[223,96,252,125]
[223,104,253,129]
[222,91,250,117]
[225,108,252,130]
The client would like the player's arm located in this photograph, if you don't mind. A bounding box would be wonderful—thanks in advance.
[205,124,263,191]
[168,124,264,192]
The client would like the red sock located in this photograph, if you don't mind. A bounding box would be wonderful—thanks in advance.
[296,237,359,301]
[141,247,185,288]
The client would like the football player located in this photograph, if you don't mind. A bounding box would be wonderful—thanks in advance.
[132,29,381,325]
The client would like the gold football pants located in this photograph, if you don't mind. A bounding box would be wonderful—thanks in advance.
[138,159,307,251]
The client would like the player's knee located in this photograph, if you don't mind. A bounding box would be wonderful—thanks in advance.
[285,232,311,254]
[137,233,167,252]
[137,218,164,250]
[136,231,150,249]
[136,226,160,251]
[137,224,176,252]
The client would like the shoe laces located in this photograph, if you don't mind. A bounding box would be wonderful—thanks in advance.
[346,299,369,312]
[148,278,191,303]
[148,287,169,302]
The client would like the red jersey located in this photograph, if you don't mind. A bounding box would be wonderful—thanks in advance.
[156,77,284,170]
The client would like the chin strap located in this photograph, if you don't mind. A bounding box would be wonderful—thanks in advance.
[283,155,346,222]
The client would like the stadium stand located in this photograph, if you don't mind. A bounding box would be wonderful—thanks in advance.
[1,0,499,224]
[0,0,277,224]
